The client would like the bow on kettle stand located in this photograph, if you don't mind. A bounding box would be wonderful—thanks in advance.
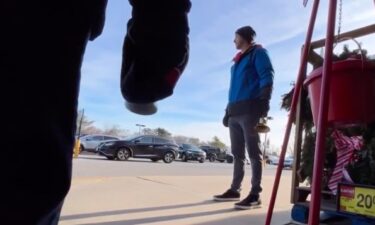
[265,1,375,225]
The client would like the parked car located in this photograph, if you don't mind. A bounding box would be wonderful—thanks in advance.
[226,153,234,163]
[283,156,294,169]
[266,155,280,165]
[199,146,233,163]
[79,134,120,153]
[265,155,294,168]
[97,135,180,163]
[179,144,206,163]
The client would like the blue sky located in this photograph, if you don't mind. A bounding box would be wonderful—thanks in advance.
[79,0,375,148]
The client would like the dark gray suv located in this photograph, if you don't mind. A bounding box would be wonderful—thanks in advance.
[200,146,234,163]
[97,135,179,163]
[179,144,206,163]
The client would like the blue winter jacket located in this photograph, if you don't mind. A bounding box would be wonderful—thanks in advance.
[229,46,274,104]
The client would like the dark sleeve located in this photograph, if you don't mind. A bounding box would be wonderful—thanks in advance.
[88,0,108,41]
[254,48,274,89]
[129,0,191,14]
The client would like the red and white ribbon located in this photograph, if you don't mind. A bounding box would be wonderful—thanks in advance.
[328,130,363,194]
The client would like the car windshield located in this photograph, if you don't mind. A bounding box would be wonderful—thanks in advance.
[183,144,201,152]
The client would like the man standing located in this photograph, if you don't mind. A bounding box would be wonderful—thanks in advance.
[214,26,274,210]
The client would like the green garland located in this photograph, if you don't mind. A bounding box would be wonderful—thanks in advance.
[281,88,375,187]
[281,45,375,187]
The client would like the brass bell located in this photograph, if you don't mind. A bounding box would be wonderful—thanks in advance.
[255,117,272,133]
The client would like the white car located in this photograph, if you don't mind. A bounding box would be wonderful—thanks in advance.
[79,134,119,153]
[266,155,280,165]
[283,156,294,168]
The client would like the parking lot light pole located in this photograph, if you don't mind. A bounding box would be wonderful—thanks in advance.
[262,117,272,167]
[136,124,145,134]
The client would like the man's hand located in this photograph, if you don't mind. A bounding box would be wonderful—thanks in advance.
[258,85,272,117]
[222,109,229,127]
[259,85,272,101]
[259,99,270,117]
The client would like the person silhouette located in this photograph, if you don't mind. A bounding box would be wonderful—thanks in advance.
[1,1,190,224]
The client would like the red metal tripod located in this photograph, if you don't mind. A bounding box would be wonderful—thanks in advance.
[265,1,340,225]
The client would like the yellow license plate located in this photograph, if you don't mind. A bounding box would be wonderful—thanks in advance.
[338,183,375,218]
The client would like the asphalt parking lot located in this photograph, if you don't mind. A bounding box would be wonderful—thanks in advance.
[60,154,293,225]
[73,154,289,177]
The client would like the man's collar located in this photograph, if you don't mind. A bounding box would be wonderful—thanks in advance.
[233,44,262,63]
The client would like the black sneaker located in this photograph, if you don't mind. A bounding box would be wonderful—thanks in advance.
[213,189,240,202]
[234,194,261,210]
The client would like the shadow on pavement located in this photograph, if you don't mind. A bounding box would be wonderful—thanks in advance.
[80,208,238,225]
[61,200,221,221]
[78,155,108,161]
[78,156,159,164]
[192,210,291,225]
[75,209,291,225]
[78,154,226,165]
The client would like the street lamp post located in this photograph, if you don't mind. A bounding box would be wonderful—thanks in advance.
[263,117,273,155]
[136,124,145,134]
[255,116,273,167]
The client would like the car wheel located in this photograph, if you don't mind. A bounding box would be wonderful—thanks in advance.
[151,159,159,162]
[79,145,84,154]
[163,152,175,164]
[208,154,217,162]
[116,148,130,161]
[181,154,188,162]
[226,157,234,164]
[199,159,205,163]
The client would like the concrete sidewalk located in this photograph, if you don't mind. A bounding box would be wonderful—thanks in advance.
[60,174,293,225]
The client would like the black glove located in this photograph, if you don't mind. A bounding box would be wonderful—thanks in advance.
[121,0,191,115]
[258,85,272,117]
[259,85,273,100]
[222,109,229,127]
[88,0,108,41]
[258,99,270,117]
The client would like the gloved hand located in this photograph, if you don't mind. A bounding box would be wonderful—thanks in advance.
[87,0,108,41]
[121,0,191,115]
[222,109,229,127]
[258,85,272,117]
[258,99,269,117]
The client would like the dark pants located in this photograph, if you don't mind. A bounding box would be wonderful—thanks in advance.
[0,1,105,224]
[229,114,263,196]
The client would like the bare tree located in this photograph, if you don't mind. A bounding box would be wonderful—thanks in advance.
[199,140,210,146]
[173,135,201,146]
[174,135,189,145]
[82,126,102,135]
[103,125,130,137]
[188,137,200,146]
[210,136,227,149]
[76,109,130,137]
[76,109,97,135]
[143,128,155,135]
[154,128,171,137]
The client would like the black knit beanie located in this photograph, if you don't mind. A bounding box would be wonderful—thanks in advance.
[235,26,256,43]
